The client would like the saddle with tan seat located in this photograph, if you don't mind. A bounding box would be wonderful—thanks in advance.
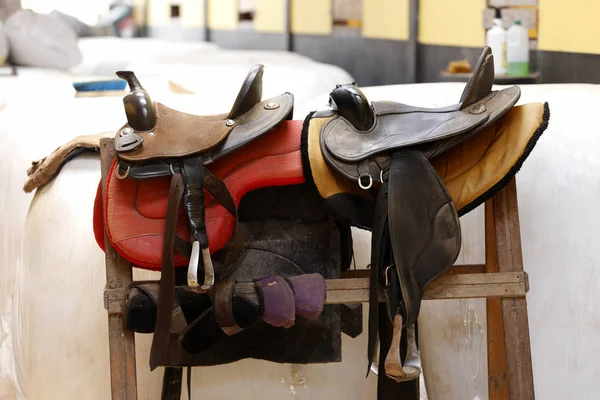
[310,46,524,384]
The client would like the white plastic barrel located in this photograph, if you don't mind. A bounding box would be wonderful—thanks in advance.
[507,20,529,76]
[486,17,507,75]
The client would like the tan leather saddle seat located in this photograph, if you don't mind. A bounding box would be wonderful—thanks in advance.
[114,64,294,166]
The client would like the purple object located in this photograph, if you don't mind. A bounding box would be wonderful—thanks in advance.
[286,273,326,321]
[254,276,295,328]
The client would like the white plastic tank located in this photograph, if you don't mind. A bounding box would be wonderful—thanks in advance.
[486,10,506,75]
[507,19,529,76]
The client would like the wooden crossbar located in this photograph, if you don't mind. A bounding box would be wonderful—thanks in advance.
[233,272,528,305]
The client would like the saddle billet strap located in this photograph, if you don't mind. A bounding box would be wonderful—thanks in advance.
[161,367,183,400]
[187,368,192,400]
[203,169,245,266]
[150,173,185,371]
[159,366,192,400]
[214,280,244,336]
[366,179,390,377]
[179,156,215,291]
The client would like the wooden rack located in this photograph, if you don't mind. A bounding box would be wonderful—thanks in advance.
[99,138,534,400]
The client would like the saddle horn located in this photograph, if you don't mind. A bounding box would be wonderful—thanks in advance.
[329,83,375,131]
[116,70,157,131]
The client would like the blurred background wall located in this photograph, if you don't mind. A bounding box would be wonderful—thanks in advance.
[13,0,600,87]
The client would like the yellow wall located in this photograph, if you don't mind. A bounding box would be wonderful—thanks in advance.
[290,0,332,35]
[254,0,286,33]
[208,0,238,30]
[418,0,486,47]
[538,0,600,54]
[132,0,146,26]
[363,0,410,41]
[146,0,170,27]
[180,0,205,28]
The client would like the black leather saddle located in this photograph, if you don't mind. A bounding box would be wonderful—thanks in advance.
[318,46,520,188]
[314,46,521,382]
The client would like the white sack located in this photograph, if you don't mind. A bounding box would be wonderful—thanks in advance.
[3,9,81,69]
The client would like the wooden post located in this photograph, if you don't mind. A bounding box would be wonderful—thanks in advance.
[492,178,535,399]
[485,198,510,399]
[100,138,138,400]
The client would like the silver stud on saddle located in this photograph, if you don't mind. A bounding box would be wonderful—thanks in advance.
[264,102,280,110]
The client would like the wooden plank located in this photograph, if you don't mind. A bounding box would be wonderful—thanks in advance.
[340,264,485,279]
[485,198,510,400]
[100,139,138,400]
[234,272,527,305]
[493,179,535,400]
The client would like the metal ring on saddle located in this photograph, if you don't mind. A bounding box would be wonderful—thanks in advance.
[358,174,373,190]
[114,164,130,179]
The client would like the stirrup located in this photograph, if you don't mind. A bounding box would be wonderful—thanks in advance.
[187,241,215,292]
[384,315,421,382]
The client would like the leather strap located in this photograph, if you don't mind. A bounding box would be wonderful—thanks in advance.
[150,173,185,371]
[187,368,192,400]
[214,280,244,336]
[136,283,187,334]
[203,169,244,265]
[180,156,209,249]
[366,179,390,377]
[174,168,244,268]
[203,169,236,218]
[161,367,183,400]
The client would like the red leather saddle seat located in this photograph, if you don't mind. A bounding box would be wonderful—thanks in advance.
[93,120,305,270]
